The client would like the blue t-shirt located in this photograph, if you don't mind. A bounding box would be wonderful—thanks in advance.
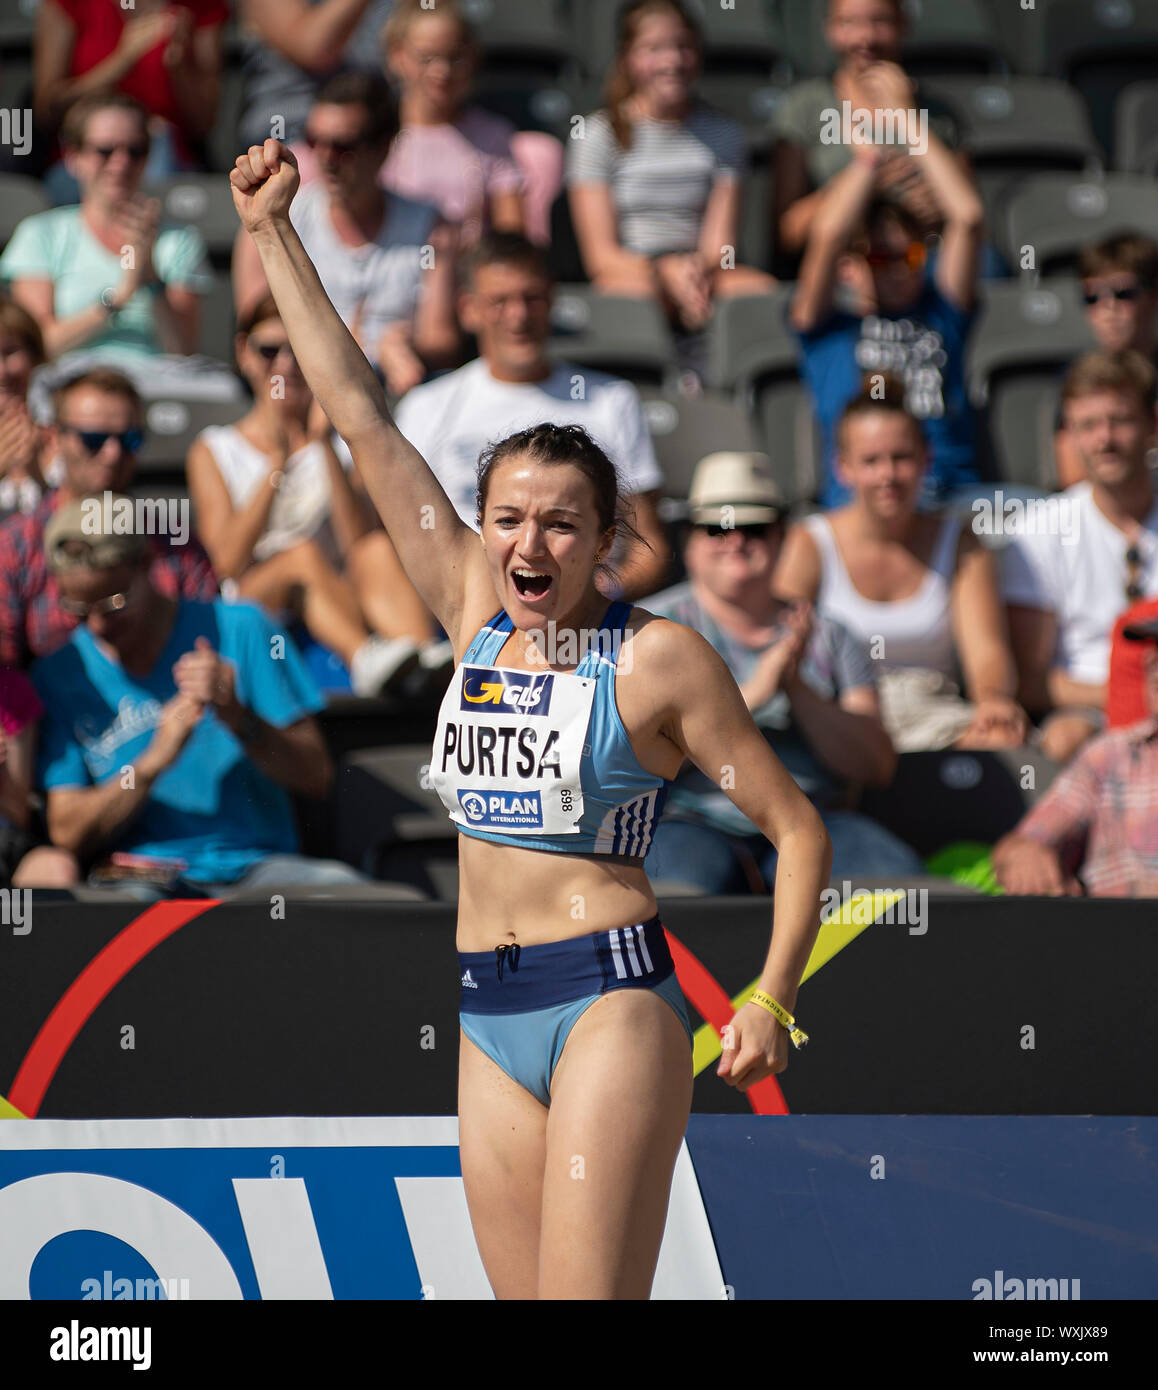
[795,283,978,508]
[32,599,326,883]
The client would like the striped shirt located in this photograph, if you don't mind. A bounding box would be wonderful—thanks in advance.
[1016,717,1158,896]
[566,106,746,256]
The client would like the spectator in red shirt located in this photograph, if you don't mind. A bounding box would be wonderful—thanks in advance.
[0,367,217,670]
[992,613,1158,898]
[34,0,227,180]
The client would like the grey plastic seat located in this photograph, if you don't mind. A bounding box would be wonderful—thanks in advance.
[461,0,574,68]
[1004,172,1158,276]
[546,285,676,384]
[150,173,243,261]
[197,269,239,363]
[135,395,245,473]
[0,172,47,251]
[635,384,758,502]
[1114,80,1158,174]
[966,278,1096,489]
[704,287,798,390]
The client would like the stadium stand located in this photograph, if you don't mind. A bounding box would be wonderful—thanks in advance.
[1004,171,1158,276]
[545,283,676,384]
[0,172,48,249]
[636,384,759,503]
[1114,80,1158,174]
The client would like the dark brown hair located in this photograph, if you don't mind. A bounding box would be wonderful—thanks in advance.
[312,70,399,147]
[476,423,650,584]
[237,293,282,337]
[61,92,150,151]
[1078,233,1158,290]
[1061,349,1157,415]
[837,374,924,451]
[604,0,702,149]
[462,231,551,291]
[52,367,143,421]
[0,295,46,368]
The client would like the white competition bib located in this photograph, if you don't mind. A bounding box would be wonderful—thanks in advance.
[430,663,597,835]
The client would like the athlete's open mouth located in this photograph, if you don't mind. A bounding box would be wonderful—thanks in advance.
[512,567,553,598]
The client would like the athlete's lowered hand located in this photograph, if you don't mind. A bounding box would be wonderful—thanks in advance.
[717,1001,788,1090]
[230,140,300,234]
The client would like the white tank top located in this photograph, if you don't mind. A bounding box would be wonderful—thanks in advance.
[802,512,962,678]
[198,424,333,563]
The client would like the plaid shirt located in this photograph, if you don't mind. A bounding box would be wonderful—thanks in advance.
[0,492,218,670]
[1017,718,1158,896]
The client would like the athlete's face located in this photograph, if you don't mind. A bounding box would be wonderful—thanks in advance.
[480,456,614,631]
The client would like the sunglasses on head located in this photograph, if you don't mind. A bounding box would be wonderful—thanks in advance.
[1084,284,1143,306]
[60,591,129,619]
[865,242,927,271]
[84,142,149,162]
[61,426,144,455]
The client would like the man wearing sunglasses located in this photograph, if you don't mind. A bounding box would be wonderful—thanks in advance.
[1004,350,1158,765]
[992,612,1158,899]
[0,367,217,669]
[30,495,369,900]
[791,95,985,510]
[639,451,920,894]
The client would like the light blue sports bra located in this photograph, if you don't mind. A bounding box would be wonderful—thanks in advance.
[428,601,667,858]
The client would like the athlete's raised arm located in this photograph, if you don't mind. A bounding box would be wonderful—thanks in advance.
[229,140,484,643]
[647,618,833,1087]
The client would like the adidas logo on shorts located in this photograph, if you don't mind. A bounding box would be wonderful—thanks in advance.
[460,969,478,989]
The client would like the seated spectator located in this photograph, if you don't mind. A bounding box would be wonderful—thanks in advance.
[642,450,923,894]
[566,0,775,334]
[32,496,371,899]
[992,611,1158,897]
[0,367,217,670]
[771,0,964,262]
[34,0,226,193]
[790,104,985,507]
[1054,234,1158,489]
[233,71,459,396]
[393,232,670,599]
[0,298,52,523]
[0,94,240,411]
[0,667,78,887]
[377,0,565,248]
[238,0,393,152]
[187,295,449,697]
[1004,350,1158,764]
[776,383,1027,752]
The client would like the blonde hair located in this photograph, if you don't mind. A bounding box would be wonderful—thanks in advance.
[382,0,476,55]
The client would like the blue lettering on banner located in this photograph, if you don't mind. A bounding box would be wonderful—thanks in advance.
[460,668,554,715]
[458,789,543,828]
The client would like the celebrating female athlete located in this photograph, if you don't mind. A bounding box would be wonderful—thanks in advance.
[230,140,832,1301]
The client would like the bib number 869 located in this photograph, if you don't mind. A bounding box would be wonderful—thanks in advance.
[560,788,574,814]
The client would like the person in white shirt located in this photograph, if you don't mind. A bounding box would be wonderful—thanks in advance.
[1003,349,1158,762]
[393,232,671,598]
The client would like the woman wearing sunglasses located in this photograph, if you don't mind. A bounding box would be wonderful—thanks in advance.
[186,294,447,697]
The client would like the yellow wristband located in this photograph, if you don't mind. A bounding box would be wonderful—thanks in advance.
[748,990,809,1049]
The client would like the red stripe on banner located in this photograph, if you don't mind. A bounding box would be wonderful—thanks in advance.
[8,899,219,1117]
[665,927,789,1116]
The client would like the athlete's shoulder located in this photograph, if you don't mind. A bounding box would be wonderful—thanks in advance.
[621,604,727,678]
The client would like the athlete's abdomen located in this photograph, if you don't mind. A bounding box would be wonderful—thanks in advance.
[454,834,659,951]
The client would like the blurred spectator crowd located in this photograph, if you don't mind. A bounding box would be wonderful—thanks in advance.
[1,0,1158,901]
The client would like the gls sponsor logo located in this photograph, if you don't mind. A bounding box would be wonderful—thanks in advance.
[461,668,554,714]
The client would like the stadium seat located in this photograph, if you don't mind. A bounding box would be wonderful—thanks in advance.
[920,77,1102,244]
[781,0,1008,79]
[635,384,758,501]
[859,747,1060,858]
[1114,81,1158,174]
[1004,172,1158,277]
[461,0,574,71]
[546,284,676,384]
[334,746,456,866]
[0,0,34,112]
[734,165,774,273]
[0,172,47,250]
[203,61,247,175]
[197,269,239,363]
[150,173,241,262]
[135,395,246,473]
[1043,0,1158,158]
[966,278,1095,489]
[703,288,821,499]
